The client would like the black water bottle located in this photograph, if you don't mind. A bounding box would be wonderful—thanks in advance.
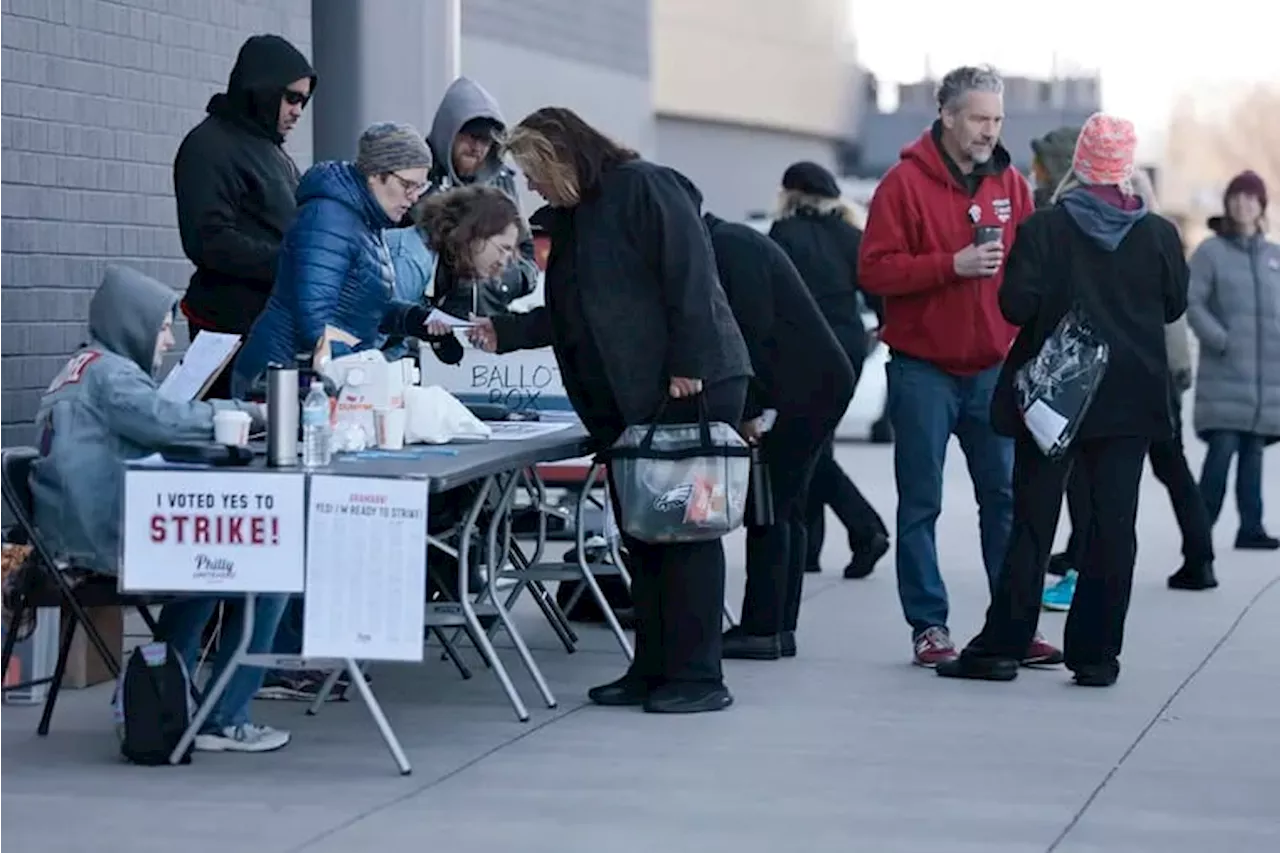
[748,443,774,527]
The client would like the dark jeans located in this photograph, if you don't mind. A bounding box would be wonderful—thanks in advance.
[1065,391,1213,566]
[804,434,887,570]
[188,323,235,401]
[967,434,1147,671]
[1199,430,1267,536]
[609,378,747,685]
[885,353,1013,637]
[740,416,821,636]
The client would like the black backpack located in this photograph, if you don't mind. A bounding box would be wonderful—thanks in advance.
[112,642,196,766]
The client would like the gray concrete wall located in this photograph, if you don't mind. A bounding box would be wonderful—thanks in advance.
[656,115,840,220]
[0,0,651,448]
[0,0,313,448]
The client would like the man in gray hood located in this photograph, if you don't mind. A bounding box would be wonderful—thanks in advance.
[30,266,291,753]
[417,76,537,315]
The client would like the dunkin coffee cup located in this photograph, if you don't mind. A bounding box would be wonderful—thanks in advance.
[374,407,407,450]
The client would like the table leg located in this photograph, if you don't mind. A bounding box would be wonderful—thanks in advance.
[169,593,257,765]
[344,657,411,775]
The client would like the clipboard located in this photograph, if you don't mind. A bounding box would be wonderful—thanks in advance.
[157,332,242,402]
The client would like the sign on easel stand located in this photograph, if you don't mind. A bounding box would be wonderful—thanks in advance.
[121,470,306,594]
[302,475,429,662]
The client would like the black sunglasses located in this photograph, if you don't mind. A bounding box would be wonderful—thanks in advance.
[282,90,310,107]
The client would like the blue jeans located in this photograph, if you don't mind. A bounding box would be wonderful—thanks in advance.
[1199,430,1266,536]
[886,353,1013,637]
[156,594,290,731]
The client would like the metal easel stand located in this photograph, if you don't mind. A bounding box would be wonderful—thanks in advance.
[423,476,535,722]
[169,593,412,775]
[506,464,634,660]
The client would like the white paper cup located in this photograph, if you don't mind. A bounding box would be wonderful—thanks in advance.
[374,407,406,450]
[213,410,252,447]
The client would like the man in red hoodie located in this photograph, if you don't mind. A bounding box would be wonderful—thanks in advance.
[859,65,1061,668]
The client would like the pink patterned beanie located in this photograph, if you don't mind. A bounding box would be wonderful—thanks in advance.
[1071,112,1137,186]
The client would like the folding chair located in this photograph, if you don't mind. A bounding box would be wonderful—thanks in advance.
[0,447,161,736]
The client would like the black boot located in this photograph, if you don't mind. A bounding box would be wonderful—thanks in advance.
[644,681,733,714]
[588,673,653,706]
[936,652,1018,682]
[780,630,797,658]
[1235,530,1280,551]
[843,532,890,579]
[1167,561,1218,591]
[722,627,781,661]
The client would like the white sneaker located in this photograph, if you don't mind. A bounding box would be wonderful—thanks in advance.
[194,723,291,753]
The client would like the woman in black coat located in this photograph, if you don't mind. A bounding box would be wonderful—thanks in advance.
[768,162,889,579]
[937,114,1188,688]
[468,107,753,714]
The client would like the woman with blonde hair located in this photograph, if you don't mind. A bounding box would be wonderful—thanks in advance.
[468,106,753,714]
[768,162,889,580]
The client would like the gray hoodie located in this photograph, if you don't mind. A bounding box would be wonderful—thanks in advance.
[29,266,259,574]
[414,77,537,316]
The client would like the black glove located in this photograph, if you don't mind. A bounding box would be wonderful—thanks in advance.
[429,333,464,365]
[402,304,430,331]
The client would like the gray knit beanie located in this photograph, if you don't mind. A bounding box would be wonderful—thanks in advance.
[355,122,433,176]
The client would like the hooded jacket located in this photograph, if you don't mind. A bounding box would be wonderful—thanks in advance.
[175,35,316,334]
[859,123,1035,375]
[30,267,260,575]
[990,188,1189,441]
[231,162,430,392]
[416,77,538,317]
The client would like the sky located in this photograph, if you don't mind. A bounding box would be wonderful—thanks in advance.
[848,2,1280,159]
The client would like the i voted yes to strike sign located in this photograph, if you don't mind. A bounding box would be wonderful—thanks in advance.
[121,470,306,594]
[419,343,570,413]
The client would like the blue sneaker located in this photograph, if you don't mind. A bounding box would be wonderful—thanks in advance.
[1042,570,1077,612]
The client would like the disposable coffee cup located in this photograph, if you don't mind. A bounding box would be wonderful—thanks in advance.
[214,410,252,447]
[374,407,406,450]
[974,225,1002,246]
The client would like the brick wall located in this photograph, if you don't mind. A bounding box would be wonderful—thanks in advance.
[0,0,312,448]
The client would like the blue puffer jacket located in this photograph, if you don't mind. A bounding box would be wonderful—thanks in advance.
[232,161,424,390]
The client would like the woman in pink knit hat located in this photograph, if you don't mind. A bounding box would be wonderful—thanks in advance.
[937,112,1190,687]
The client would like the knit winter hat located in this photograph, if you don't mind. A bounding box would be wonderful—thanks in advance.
[355,122,433,176]
[781,161,841,199]
[1224,169,1268,211]
[1071,112,1137,186]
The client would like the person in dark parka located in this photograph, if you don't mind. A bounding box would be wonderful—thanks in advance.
[703,211,856,661]
[174,34,316,398]
[938,113,1189,687]
[768,162,890,579]
[467,107,753,715]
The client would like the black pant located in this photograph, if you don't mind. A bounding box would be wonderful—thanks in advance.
[1064,392,1212,567]
[188,323,235,401]
[805,435,886,569]
[607,378,747,685]
[740,416,821,636]
[970,434,1147,670]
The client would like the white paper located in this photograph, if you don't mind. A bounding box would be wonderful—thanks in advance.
[1023,399,1070,454]
[485,420,576,441]
[158,331,242,402]
[302,475,429,662]
[426,308,474,328]
[121,470,306,593]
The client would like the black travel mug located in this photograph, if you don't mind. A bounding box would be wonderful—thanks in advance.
[748,443,775,527]
[973,225,1002,245]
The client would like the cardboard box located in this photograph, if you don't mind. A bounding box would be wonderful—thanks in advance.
[61,605,123,689]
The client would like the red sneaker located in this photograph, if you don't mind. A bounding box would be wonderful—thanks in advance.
[1022,632,1064,667]
[913,626,958,668]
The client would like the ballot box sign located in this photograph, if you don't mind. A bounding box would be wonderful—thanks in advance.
[418,344,570,413]
[303,475,429,662]
[121,470,306,593]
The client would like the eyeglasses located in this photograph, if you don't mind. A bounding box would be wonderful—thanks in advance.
[389,172,428,197]
[282,90,310,107]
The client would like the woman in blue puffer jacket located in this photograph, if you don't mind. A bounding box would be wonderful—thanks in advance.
[232,122,437,393]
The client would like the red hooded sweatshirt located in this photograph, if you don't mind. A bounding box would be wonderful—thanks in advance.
[859,124,1034,375]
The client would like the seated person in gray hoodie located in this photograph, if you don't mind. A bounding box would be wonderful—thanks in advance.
[30,265,290,754]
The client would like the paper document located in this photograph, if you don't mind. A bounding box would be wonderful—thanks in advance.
[485,420,575,441]
[426,308,474,328]
[1023,399,1070,455]
[158,332,241,402]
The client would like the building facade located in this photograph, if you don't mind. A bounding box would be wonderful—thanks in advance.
[0,0,653,446]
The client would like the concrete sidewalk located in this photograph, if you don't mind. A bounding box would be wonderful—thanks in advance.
[3,439,1278,853]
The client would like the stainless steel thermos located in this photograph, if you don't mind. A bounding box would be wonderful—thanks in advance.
[266,363,300,467]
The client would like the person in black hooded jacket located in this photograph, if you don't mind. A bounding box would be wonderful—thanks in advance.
[703,212,856,662]
[174,34,315,398]
[768,162,889,580]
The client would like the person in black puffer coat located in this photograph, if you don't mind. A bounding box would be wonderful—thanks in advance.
[768,162,889,580]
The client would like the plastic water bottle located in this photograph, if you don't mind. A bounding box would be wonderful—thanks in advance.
[301,380,331,467]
